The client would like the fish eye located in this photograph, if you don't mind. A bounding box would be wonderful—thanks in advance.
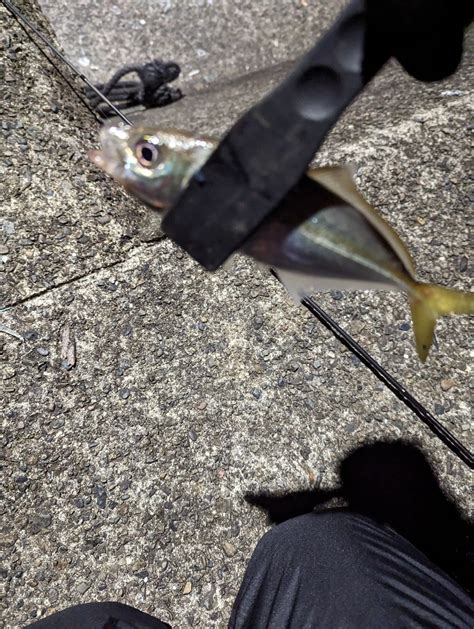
[135,140,160,167]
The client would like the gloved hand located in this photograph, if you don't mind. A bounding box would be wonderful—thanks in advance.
[365,0,472,81]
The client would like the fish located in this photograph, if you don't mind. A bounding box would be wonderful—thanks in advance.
[88,124,473,362]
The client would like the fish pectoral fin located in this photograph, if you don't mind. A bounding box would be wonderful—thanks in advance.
[410,284,474,362]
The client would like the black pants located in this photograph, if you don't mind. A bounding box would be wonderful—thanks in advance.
[27,511,473,629]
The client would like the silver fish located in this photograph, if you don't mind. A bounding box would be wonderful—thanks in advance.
[89,125,473,361]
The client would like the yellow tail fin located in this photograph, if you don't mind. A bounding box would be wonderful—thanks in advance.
[410,284,474,362]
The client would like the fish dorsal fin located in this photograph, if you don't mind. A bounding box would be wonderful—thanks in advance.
[307,166,416,278]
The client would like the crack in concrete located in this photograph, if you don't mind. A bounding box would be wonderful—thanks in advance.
[3,239,164,310]
[3,92,469,312]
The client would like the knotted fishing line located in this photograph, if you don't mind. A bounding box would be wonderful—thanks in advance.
[2,0,472,469]
[85,59,183,117]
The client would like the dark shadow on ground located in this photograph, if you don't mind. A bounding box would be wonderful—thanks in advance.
[245,440,473,594]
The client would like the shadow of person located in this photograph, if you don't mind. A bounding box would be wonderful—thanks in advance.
[245,440,473,594]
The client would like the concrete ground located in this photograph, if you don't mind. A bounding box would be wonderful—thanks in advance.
[1,1,473,627]
[38,0,347,92]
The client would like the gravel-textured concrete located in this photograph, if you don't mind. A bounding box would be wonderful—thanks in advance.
[38,0,347,91]
[1,1,473,628]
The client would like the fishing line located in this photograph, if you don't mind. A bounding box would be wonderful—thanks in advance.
[3,0,472,468]
[269,268,473,469]
[1,0,133,125]
[4,6,101,124]
[297,292,473,469]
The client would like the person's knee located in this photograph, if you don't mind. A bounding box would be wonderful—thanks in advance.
[261,510,364,546]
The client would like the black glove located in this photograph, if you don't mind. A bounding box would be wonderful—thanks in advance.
[365,0,473,81]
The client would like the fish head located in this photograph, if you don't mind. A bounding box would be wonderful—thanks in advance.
[88,124,215,210]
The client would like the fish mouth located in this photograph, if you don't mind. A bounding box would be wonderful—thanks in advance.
[87,148,107,170]
[88,148,126,184]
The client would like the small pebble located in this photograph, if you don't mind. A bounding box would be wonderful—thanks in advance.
[300,445,311,460]
[134,570,149,579]
[344,422,358,434]
[182,581,192,595]
[36,347,49,356]
[252,316,264,330]
[230,522,240,537]
[440,379,455,392]
[457,256,468,272]
[222,541,237,558]
[94,483,107,509]
[0,244,9,255]
[119,388,130,400]
[28,512,52,534]
[77,582,90,595]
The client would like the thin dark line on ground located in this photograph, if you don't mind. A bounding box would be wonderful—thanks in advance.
[3,0,472,469]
